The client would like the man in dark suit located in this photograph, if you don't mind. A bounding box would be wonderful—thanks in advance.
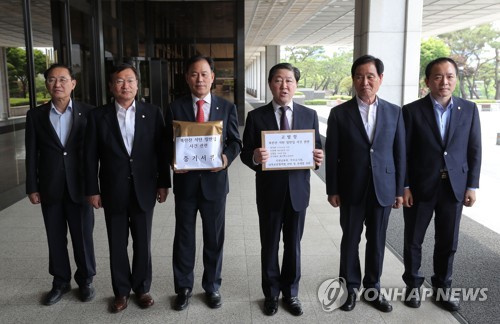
[325,55,405,313]
[84,63,170,313]
[25,63,96,305]
[170,56,241,310]
[402,57,481,311]
[241,63,323,316]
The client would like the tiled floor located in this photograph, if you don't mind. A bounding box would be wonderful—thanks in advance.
[0,152,459,323]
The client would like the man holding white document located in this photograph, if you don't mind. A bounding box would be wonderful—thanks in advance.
[240,63,323,317]
[169,55,241,311]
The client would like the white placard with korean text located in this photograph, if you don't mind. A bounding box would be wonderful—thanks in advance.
[174,135,223,170]
[262,129,315,170]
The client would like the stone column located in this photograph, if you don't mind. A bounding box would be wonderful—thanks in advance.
[265,45,280,103]
[353,0,422,106]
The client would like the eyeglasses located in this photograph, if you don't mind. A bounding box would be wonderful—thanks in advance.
[114,79,137,86]
[46,77,71,85]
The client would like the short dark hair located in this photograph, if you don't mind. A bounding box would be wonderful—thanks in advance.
[185,55,215,74]
[267,63,300,83]
[44,63,74,80]
[351,55,384,77]
[109,63,139,82]
[425,57,458,79]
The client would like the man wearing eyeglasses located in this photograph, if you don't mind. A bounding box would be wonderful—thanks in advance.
[25,63,97,306]
[84,63,171,313]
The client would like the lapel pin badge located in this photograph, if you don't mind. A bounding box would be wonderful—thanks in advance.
[458,106,461,110]
[142,115,145,118]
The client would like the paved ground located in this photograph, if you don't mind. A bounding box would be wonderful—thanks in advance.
[0,135,459,323]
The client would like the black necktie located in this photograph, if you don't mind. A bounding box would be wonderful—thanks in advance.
[280,106,290,130]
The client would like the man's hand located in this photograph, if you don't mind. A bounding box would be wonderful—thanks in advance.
[403,188,413,208]
[88,195,102,209]
[211,154,228,172]
[328,194,341,208]
[313,149,324,167]
[28,192,41,204]
[253,148,269,164]
[392,196,403,209]
[463,189,476,207]
[157,188,169,203]
[172,164,189,174]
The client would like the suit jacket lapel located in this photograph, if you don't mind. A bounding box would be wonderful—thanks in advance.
[372,100,385,144]
[291,104,301,130]
[346,98,370,143]
[132,102,146,156]
[445,97,462,147]
[263,103,279,130]
[103,103,129,155]
[185,98,196,121]
[209,96,221,121]
[65,102,81,147]
[41,102,64,148]
[422,95,445,146]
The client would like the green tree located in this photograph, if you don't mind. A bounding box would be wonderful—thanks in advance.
[490,39,500,100]
[439,23,498,99]
[419,37,450,87]
[325,51,352,95]
[284,46,325,63]
[282,47,352,93]
[6,47,47,98]
[477,61,495,99]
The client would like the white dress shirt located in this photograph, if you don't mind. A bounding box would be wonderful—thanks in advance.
[49,99,73,147]
[272,101,293,129]
[357,96,378,143]
[116,101,136,155]
[192,93,212,122]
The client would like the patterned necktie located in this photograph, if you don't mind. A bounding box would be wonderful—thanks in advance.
[196,100,205,123]
[280,106,290,130]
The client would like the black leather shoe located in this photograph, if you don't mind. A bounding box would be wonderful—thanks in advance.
[433,288,460,311]
[111,295,129,313]
[43,283,71,306]
[404,287,421,308]
[79,283,95,302]
[263,296,278,316]
[365,291,393,313]
[340,293,356,311]
[283,296,303,316]
[136,292,154,308]
[205,291,222,309]
[174,288,192,311]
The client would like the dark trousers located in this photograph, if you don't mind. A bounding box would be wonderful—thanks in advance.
[403,177,463,289]
[173,192,226,293]
[104,187,154,297]
[41,189,96,287]
[339,179,391,294]
[258,189,306,298]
